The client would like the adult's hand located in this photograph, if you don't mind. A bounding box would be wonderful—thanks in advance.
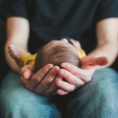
[20,64,60,96]
[55,56,108,95]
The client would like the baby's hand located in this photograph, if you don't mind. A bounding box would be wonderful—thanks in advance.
[61,38,81,49]
[70,39,81,49]
[8,44,21,60]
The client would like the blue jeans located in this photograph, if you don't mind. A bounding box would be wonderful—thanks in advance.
[0,68,118,118]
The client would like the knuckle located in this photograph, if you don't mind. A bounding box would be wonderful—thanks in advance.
[65,73,69,79]
[43,67,50,73]
[72,77,79,84]
[46,64,53,70]
[35,77,41,83]
[32,75,41,82]
[73,71,79,76]
[55,79,60,87]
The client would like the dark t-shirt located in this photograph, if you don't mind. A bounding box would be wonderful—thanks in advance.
[0,0,118,54]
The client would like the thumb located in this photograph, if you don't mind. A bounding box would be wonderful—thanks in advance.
[20,65,34,79]
[24,70,32,79]
[95,57,109,66]
[80,56,108,68]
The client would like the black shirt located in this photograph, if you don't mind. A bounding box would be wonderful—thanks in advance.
[0,0,118,54]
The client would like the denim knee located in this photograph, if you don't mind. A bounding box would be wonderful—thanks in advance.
[1,88,60,118]
[65,68,118,118]
[0,71,60,118]
[92,68,118,92]
[92,68,118,102]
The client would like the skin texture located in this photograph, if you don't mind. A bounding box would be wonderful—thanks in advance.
[8,39,108,96]
[8,38,108,95]
[5,17,30,73]
[5,17,118,96]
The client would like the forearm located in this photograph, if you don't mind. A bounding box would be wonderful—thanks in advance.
[88,41,118,68]
[88,18,118,69]
[5,17,30,73]
[5,40,29,73]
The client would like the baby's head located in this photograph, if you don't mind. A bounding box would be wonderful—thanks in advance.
[33,40,80,73]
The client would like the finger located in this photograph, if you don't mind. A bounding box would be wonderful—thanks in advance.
[70,39,81,48]
[20,76,38,90]
[21,65,34,79]
[47,73,63,94]
[56,69,85,87]
[96,57,108,66]
[47,74,60,93]
[55,78,77,92]
[31,64,54,92]
[31,64,53,82]
[24,70,32,79]
[61,62,87,78]
[20,77,31,89]
[61,38,68,43]
[80,56,108,68]
[55,75,72,95]
[56,89,69,95]
[34,66,59,93]
[61,63,95,82]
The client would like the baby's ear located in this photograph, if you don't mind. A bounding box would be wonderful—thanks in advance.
[80,56,109,68]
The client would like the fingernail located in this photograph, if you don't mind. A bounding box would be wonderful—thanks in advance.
[24,70,30,79]
[53,66,60,72]
[61,63,67,68]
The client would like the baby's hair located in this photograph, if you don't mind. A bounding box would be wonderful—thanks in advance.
[33,41,81,73]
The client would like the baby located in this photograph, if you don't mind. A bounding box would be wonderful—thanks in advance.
[8,39,108,73]
[33,40,84,73]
